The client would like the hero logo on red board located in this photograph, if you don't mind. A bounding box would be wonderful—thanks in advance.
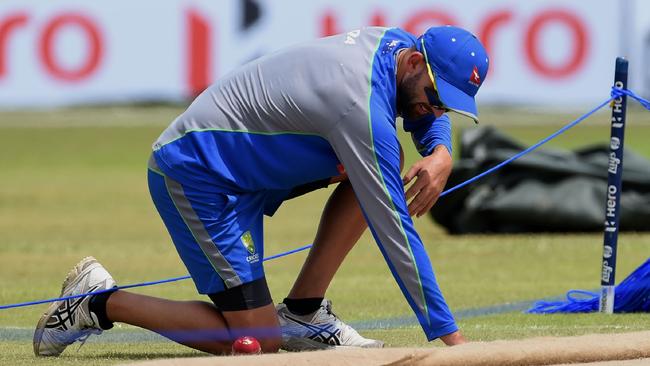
[0,11,103,82]
[0,8,214,95]
[320,7,589,80]
[0,1,598,107]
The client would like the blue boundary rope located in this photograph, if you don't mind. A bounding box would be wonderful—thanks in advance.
[440,97,612,197]
[617,87,650,110]
[0,244,314,310]
[1,87,649,312]
[441,87,650,198]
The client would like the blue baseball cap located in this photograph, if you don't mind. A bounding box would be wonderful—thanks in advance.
[416,26,489,123]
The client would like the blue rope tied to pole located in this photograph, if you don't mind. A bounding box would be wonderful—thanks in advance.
[612,87,650,111]
[1,87,649,312]
[527,86,650,314]
[440,86,650,199]
[439,96,614,198]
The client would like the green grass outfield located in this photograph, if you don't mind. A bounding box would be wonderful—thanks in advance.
[1,106,649,365]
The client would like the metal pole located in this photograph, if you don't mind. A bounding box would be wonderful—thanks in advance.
[599,57,629,313]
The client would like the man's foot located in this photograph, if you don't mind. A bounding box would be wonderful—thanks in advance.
[33,257,116,356]
[276,299,384,351]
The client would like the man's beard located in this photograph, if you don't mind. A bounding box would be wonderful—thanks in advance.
[396,70,424,118]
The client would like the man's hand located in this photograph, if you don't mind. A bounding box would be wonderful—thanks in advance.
[440,330,466,346]
[402,145,452,217]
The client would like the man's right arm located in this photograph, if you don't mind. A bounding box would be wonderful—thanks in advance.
[404,113,452,158]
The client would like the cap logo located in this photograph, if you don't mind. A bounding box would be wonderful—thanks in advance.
[469,65,481,87]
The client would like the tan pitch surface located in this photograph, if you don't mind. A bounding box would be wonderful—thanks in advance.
[121,331,650,366]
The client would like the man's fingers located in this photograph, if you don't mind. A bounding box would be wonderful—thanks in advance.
[404,162,443,216]
[421,187,442,215]
[407,200,418,216]
[405,171,436,215]
[408,199,418,216]
[402,164,420,185]
[404,148,453,217]
[408,187,432,216]
[409,194,427,216]
[417,196,438,217]
[409,185,442,217]
[405,172,429,200]
[405,179,422,200]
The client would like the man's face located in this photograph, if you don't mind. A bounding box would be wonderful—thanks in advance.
[396,63,447,121]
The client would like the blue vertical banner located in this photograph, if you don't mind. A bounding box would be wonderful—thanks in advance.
[599,57,628,313]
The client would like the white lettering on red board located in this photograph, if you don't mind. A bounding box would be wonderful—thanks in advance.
[0,4,594,99]
[0,11,103,82]
[320,7,589,79]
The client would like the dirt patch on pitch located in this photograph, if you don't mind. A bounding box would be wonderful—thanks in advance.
[121,331,650,366]
[551,360,650,366]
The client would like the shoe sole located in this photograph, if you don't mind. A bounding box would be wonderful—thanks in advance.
[281,336,336,352]
[282,337,383,352]
[33,256,99,357]
[360,340,384,348]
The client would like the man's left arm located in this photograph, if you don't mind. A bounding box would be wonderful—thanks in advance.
[402,114,453,217]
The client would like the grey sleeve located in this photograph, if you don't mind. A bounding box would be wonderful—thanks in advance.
[326,99,457,340]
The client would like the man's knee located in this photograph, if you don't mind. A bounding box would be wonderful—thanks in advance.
[217,294,282,354]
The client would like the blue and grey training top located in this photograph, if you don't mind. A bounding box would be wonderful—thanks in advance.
[152,27,456,340]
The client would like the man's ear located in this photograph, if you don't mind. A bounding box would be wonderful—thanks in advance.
[406,51,426,72]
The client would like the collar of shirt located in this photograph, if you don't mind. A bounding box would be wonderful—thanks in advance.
[394,48,406,78]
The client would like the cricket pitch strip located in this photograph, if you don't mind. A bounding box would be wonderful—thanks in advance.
[121,330,650,366]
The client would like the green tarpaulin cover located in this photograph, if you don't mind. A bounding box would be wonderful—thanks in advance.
[431,127,650,234]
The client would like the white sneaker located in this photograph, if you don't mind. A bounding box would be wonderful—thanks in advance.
[276,299,384,351]
[33,257,116,356]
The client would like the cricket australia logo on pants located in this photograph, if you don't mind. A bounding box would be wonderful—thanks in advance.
[241,231,259,264]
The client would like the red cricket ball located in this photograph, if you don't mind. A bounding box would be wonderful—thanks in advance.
[231,336,262,355]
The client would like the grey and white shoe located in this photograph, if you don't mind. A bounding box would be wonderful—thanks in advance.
[276,299,384,351]
[33,256,116,356]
